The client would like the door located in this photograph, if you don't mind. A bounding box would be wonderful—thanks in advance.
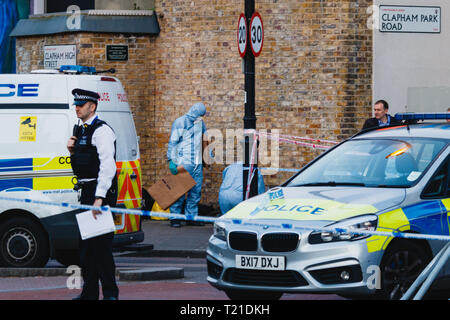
[422,155,450,276]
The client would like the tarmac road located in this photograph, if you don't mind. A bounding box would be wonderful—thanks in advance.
[0,220,349,300]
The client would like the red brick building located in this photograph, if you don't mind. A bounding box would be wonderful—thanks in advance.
[12,0,373,208]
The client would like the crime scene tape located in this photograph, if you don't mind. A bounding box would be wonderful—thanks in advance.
[243,129,338,144]
[220,219,450,242]
[243,129,338,150]
[249,167,300,173]
[263,134,331,150]
[245,131,258,200]
[272,133,338,145]
[260,167,300,172]
[0,194,449,242]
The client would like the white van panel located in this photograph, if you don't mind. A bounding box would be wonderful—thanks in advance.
[0,112,71,159]
[0,72,144,267]
[96,78,130,112]
[0,74,68,105]
[99,111,139,161]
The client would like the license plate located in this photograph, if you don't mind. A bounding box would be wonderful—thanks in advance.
[236,255,285,271]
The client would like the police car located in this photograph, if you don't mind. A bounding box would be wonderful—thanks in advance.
[207,113,450,300]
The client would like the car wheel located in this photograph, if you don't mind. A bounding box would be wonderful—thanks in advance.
[225,289,283,300]
[379,240,430,300]
[0,217,50,268]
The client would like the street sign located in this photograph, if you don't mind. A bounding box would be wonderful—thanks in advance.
[44,45,76,69]
[237,13,247,57]
[250,12,263,57]
[379,5,441,33]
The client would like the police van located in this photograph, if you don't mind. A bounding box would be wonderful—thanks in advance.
[0,66,143,267]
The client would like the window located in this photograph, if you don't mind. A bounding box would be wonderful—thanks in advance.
[422,156,449,198]
[287,138,447,188]
[46,0,94,13]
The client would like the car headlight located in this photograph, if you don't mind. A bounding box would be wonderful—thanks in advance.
[213,221,227,241]
[308,215,378,244]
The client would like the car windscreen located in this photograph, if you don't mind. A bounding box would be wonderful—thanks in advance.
[287,138,448,188]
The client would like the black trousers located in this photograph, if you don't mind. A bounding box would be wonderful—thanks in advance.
[79,180,119,300]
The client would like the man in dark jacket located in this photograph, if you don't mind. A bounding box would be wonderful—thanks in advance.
[362,99,401,130]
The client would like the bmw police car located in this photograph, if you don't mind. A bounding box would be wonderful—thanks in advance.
[207,113,450,300]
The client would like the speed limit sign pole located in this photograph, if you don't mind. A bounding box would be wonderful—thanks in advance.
[242,0,262,201]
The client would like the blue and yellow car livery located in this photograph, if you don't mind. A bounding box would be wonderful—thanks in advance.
[207,117,450,300]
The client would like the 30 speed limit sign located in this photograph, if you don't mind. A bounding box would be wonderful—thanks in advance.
[237,13,247,57]
[250,12,264,57]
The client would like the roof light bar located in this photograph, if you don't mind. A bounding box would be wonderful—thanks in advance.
[59,65,97,74]
[395,113,450,121]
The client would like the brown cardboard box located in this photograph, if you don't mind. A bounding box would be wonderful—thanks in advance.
[145,170,197,210]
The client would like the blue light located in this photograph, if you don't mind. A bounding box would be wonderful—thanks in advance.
[59,65,97,74]
[394,113,450,121]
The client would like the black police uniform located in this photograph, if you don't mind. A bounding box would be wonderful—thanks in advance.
[71,88,119,300]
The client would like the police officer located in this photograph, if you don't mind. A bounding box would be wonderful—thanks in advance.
[67,88,119,300]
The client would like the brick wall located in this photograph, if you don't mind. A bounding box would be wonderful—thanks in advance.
[152,0,373,207]
[16,32,158,190]
[15,0,373,210]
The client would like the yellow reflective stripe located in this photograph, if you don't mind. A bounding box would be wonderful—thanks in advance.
[442,198,450,235]
[378,208,410,230]
[441,198,450,214]
[116,160,142,233]
[366,208,410,253]
[33,176,74,190]
[33,157,72,170]
[32,157,74,190]
[366,235,388,253]
[225,199,378,222]
[128,214,138,231]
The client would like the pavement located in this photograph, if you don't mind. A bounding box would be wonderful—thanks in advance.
[120,218,214,258]
[0,217,214,279]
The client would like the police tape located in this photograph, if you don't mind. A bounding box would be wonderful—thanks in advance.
[0,194,217,224]
[0,193,450,242]
[254,167,300,173]
[273,133,338,145]
[219,219,450,242]
[244,130,337,150]
[243,129,339,145]
[245,131,258,200]
[264,134,331,150]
